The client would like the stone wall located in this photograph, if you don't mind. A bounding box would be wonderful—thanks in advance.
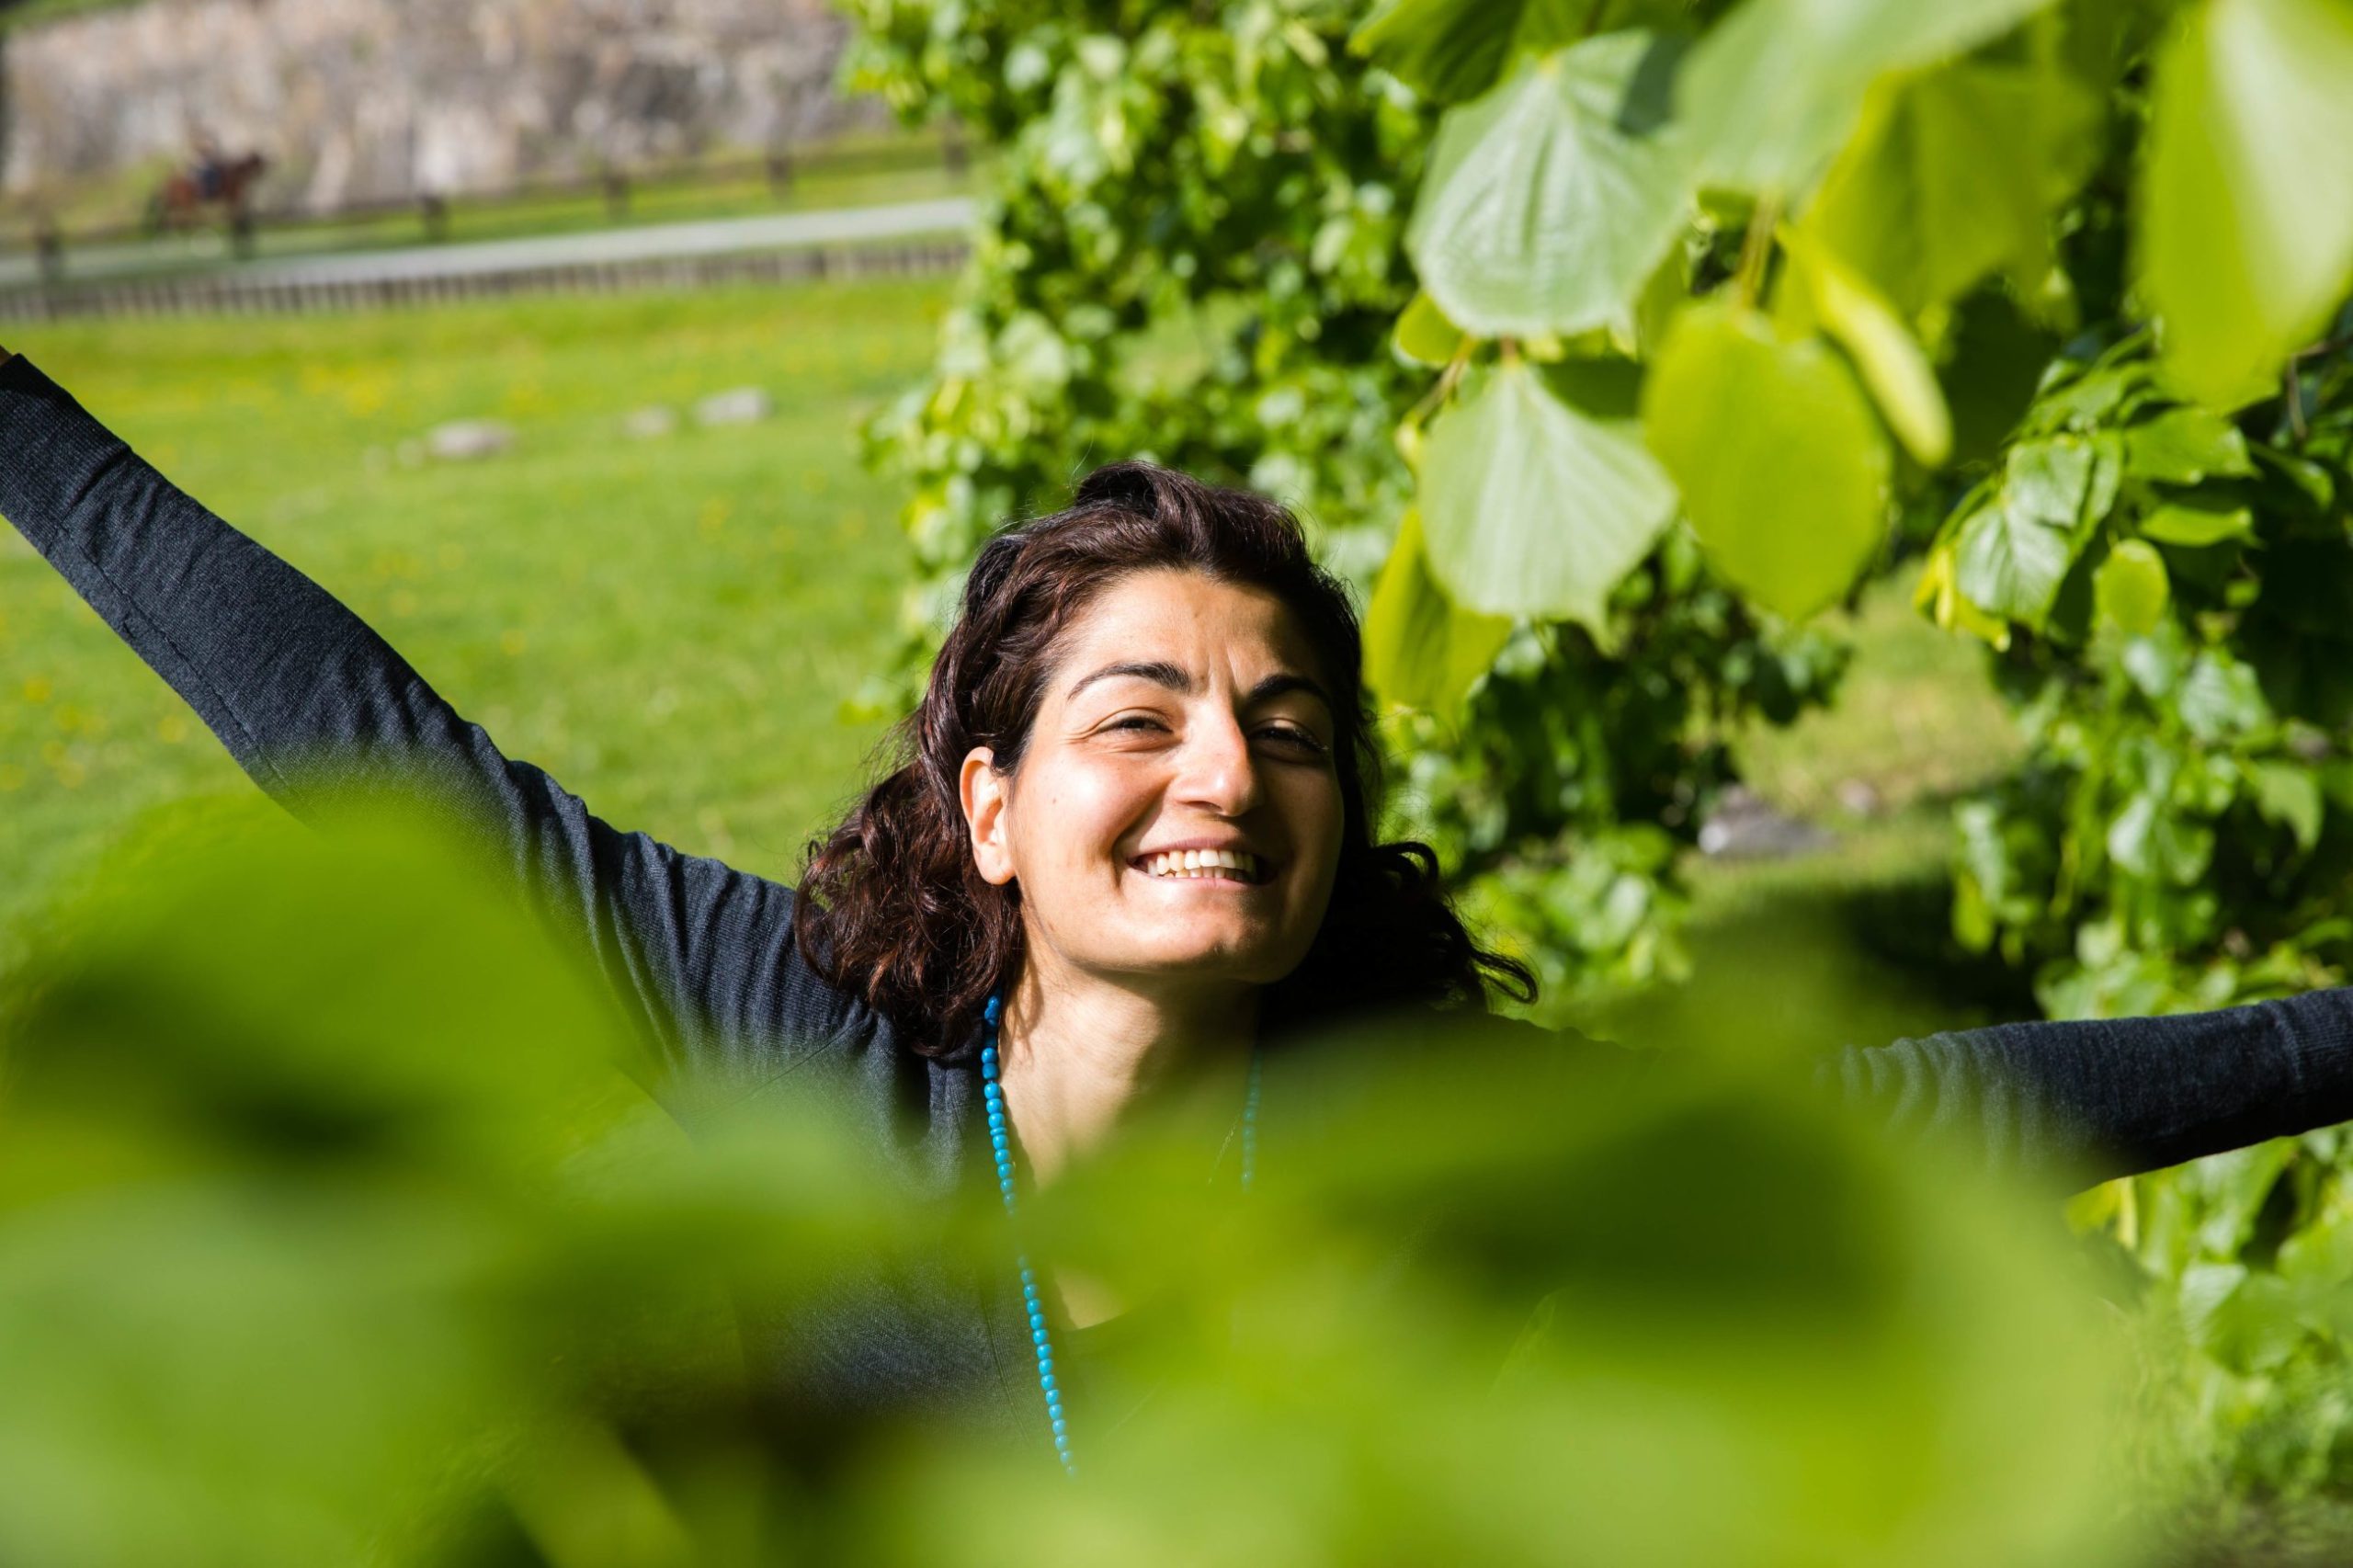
[2,0,891,210]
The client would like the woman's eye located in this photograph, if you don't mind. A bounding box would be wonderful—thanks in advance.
[1262,726,1329,755]
[1106,717,1165,733]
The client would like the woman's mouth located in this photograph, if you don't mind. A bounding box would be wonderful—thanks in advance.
[1131,847,1271,885]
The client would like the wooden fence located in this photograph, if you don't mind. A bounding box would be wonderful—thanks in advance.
[5,129,974,275]
[0,237,972,321]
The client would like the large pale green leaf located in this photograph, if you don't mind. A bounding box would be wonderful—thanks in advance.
[1642,302,1892,619]
[1364,509,1516,713]
[1349,0,1591,103]
[1801,58,2103,315]
[1406,33,1693,339]
[2140,0,2353,408]
[1680,0,2063,194]
[1419,358,1678,628]
[1786,230,1952,464]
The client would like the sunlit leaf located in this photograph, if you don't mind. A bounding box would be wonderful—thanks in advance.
[1349,0,1590,103]
[1643,302,1891,619]
[1420,358,1677,628]
[2124,405,2257,483]
[1364,509,1516,713]
[1801,58,2103,315]
[2140,496,2256,546]
[1787,230,1953,464]
[2245,758,2325,851]
[1407,33,1694,339]
[1953,437,2097,625]
[2095,540,2171,635]
[1393,290,1470,368]
[1679,0,2064,194]
[2139,0,2353,408]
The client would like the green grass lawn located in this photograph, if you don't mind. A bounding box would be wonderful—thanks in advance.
[0,277,952,971]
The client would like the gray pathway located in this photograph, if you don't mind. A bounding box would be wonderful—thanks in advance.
[0,197,976,290]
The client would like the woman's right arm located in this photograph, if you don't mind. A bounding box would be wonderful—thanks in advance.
[0,353,857,1082]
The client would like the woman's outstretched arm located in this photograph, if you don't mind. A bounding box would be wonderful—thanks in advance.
[0,352,854,1084]
[1819,988,2353,1188]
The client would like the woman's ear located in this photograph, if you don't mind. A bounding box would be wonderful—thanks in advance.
[959,747,1017,886]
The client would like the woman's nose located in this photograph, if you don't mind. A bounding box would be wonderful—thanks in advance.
[1173,716,1262,815]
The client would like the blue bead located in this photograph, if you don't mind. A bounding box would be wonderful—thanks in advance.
[1051,1417,1067,1436]
[1041,1374,1058,1393]
[984,994,1003,1024]
[1038,1354,1053,1375]
[1032,1328,1049,1346]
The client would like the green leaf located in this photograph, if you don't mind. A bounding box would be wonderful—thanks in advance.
[1393,290,1470,368]
[1407,33,1694,339]
[2107,792,2216,882]
[1642,302,1892,619]
[2140,496,2256,546]
[2124,405,2257,483]
[2180,651,2271,741]
[1800,59,2103,315]
[1679,0,2064,194]
[1954,499,2075,627]
[2245,758,2325,851]
[2086,430,2127,526]
[2007,435,2097,528]
[2096,540,2172,635]
[1419,358,1679,627]
[1365,509,1517,713]
[1953,438,2097,625]
[2139,0,2353,408]
[1788,232,1952,464]
[1350,0,1591,103]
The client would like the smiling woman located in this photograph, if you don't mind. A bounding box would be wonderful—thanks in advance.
[11,347,2353,1483]
[796,465,1529,1119]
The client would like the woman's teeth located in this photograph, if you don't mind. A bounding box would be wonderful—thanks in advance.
[1143,848,1262,881]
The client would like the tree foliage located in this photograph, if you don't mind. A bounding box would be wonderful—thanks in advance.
[1348,0,2353,1506]
[845,0,2353,1506]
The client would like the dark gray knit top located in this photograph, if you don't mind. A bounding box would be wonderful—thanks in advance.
[8,352,2353,1458]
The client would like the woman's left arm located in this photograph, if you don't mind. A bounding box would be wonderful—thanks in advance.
[1817,988,2353,1187]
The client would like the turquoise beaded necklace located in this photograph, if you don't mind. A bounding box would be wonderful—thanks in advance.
[977,990,1262,1476]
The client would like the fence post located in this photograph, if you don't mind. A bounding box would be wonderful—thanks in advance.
[601,167,631,221]
[766,149,794,199]
[420,192,449,243]
[34,215,63,284]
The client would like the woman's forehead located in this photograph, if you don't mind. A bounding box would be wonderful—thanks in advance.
[1048,572,1324,694]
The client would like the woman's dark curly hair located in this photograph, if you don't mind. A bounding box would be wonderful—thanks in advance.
[792,460,1535,1057]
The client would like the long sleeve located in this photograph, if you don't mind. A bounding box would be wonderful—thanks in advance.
[1817,988,2353,1188]
[0,354,858,1082]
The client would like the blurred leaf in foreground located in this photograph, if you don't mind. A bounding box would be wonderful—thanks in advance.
[2138,0,2353,408]
[0,802,2141,1566]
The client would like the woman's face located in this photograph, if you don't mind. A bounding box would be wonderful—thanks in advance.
[959,567,1347,998]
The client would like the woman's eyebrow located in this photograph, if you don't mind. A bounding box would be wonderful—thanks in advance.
[1248,672,1335,715]
[1064,661,1333,714]
[1066,659,1190,700]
